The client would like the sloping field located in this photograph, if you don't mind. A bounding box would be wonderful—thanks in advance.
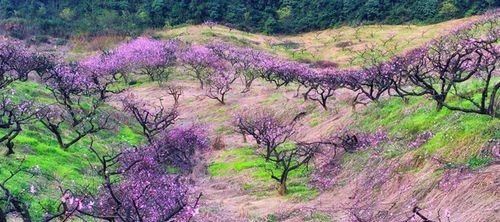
[156,16,480,67]
[1,15,497,222]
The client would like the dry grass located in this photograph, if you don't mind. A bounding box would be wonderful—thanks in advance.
[98,16,495,221]
[128,77,496,221]
[67,34,129,60]
[156,16,480,67]
[119,74,498,221]
[63,16,480,67]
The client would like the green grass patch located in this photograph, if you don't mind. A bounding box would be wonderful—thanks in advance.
[201,30,218,37]
[308,110,330,127]
[262,92,284,105]
[0,81,145,219]
[303,212,333,222]
[466,154,494,169]
[286,182,319,201]
[271,45,316,62]
[355,94,499,164]
[207,146,318,201]
[117,126,144,145]
[341,150,371,173]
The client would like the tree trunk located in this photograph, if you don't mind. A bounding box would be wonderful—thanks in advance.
[278,182,287,195]
[0,207,7,222]
[303,87,313,101]
[242,133,247,143]
[5,141,14,156]
[219,94,225,105]
[488,83,499,118]
[434,94,445,111]
[265,148,271,161]
[320,97,328,111]
[294,85,301,97]
[402,97,409,104]
[11,199,32,222]
[198,79,204,89]
[436,102,444,111]
[49,127,66,150]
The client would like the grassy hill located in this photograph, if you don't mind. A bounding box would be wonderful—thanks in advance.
[154,16,480,67]
[0,81,144,219]
[2,16,498,221]
[127,77,498,221]
[67,16,480,67]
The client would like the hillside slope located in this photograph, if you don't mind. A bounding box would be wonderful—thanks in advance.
[67,16,480,67]
[155,16,480,67]
[1,16,498,221]
[126,76,498,221]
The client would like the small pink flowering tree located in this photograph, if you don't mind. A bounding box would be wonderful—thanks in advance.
[167,84,183,106]
[38,64,114,150]
[79,51,130,92]
[85,126,207,221]
[207,42,265,93]
[427,26,498,116]
[395,21,499,117]
[0,42,52,88]
[423,36,484,111]
[233,108,297,161]
[87,146,199,222]
[122,95,178,143]
[0,92,38,156]
[114,38,179,85]
[236,49,269,93]
[205,70,237,104]
[149,125,209,173]
[355,62,394,103]
[82,38,179,86]
[178,44,223,89]
[0,42,51,155]
[269,141,323,195]
[387,48,431,100]
[301,68,344,110]
[4,124,209,221]
[256,58,300,88]
[233,108,327,195]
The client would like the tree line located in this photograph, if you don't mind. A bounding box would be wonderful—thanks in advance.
[0,0,498,38]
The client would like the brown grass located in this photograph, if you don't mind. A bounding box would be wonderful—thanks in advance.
[100,16,496,221]
[156,16,480,67]
[116,77,499,221]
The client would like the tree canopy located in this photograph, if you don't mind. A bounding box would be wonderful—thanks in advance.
[0,0,497,38]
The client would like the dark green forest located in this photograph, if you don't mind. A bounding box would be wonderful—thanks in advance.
[0,0,497,38]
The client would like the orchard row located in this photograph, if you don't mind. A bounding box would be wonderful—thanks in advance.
[81,13,498,115]
[0,39,207,221]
